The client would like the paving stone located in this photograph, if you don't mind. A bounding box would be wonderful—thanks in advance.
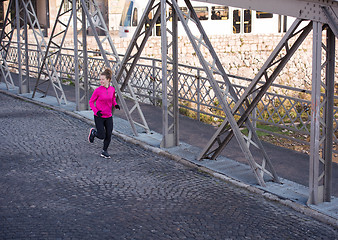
[0,93,337,239]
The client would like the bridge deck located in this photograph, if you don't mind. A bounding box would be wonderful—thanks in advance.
[1,72,337,223]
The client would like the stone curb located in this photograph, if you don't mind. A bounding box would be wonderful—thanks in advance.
[1,89,337,228]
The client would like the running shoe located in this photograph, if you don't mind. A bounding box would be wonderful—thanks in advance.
[88,128,96,143]
[101,151,111,159]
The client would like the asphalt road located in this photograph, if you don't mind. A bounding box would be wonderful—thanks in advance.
[0,92,337,239]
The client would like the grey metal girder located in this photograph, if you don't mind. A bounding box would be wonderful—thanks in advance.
[0,0,15,89]
[308,22,335,205]
[160,0,179,148]
[16,0,30,94]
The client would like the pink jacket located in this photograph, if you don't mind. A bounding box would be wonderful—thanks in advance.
[89,86,117,118]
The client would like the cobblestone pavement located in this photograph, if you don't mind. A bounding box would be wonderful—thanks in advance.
[0,93,337,240]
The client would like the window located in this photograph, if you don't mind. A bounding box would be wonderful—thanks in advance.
[233,9,240,33]
[132,8,138,26]
[256,11,273,19]
[233,9,251,34]
[244,10,251,33]
[193,7,208,20]
[211,6,229,20]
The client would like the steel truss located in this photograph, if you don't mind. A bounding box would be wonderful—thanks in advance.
[32,0,73,104]
[176,0,281,186]
[0,0,15,90]
[13,0,68,104]
[199,19,312,178]
[116,0,279,185]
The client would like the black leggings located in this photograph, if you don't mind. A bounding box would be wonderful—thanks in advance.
[94,115,113,151]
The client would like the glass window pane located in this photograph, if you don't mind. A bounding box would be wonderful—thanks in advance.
[233,9,240,33]
[211,6,229,20]
[193,7,208,20]
[244,10,251,33]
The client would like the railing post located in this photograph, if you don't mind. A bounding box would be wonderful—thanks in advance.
[152,59,156,106]
[197,69,200,121]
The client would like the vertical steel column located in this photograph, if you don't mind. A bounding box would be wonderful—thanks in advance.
[160,0,179,148]
[16,0,29,94]
[74,0,89,111]
[0,0,15,89]
[82,7,89,110]
[15,0,23,93]
[161,0,169,147]
[73,0,80,111]
[23,8,30,94]
[323,27,335,202]
[308,21,323,205]
[172,1,179,146]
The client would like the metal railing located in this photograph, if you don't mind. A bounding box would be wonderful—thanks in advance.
[4,41,338,151]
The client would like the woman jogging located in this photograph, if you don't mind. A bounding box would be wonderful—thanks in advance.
[88,68,120,159]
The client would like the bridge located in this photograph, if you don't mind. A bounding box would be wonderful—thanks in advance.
[0,0,337,207]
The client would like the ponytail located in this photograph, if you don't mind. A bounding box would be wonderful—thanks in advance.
[100,68,112,81]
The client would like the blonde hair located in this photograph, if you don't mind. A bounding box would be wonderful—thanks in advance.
[100,68,113,81]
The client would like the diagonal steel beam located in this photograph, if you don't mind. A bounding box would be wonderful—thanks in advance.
[117,0,160,91]
[322,6,338,37]
[202,20,312,161]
